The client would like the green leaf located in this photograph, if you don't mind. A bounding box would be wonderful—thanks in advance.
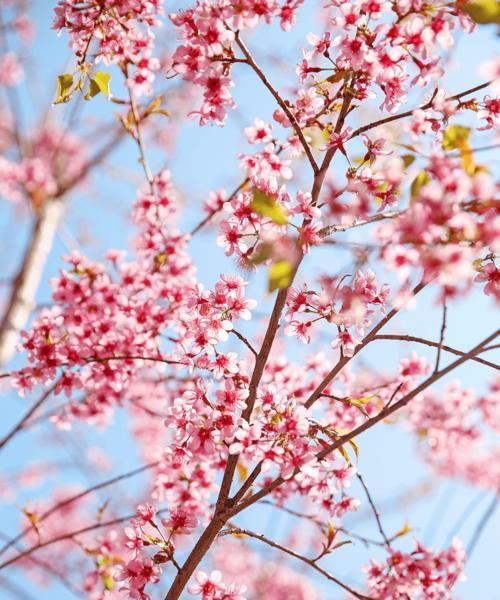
[85,78,101,100]
[102,574,114,591]
[410,170,430,202]
[347,438,359,463]
[250,189,288,225]
[55,73,74,104]
[459,0,500,24]
[268,260,293,293]
[401,154,416,168]
[442,125,470,151]
[249,242,273,266]
[325,69,350,84]
[442,125,476,174]
[394,520,412,538]
[93,71,111,97]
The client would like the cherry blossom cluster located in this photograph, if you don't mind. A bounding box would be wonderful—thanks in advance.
[53,0,165,95]
[405,378,500,490]
[0,124,86,205]
[170,0,303,125]
[300,0,474,116]
[13,170,195,424]
[284,269,390,355]
[376,152,499,298]
[364,538,466,599]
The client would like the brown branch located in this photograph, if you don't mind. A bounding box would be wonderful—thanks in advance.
[230,329,258,357]
[0,510,168,571]
[221,527,373,600]
[356,473,391,548]
[232,329,499,514]
[350,81,491,140]
[235,32,319,175]
[0,382,58,453]
[322,211,402,237]
[434,299,447,374]
[0,461,160,559]
[0,199,66,366]
[303,281,427,409]
[373,334,499,371]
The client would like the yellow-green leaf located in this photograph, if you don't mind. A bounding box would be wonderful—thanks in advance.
[55,73,74,104]
[303,126,330,150]
[410,170,430,202]
[442,125,470,151]
[93,71,111,97]
[237,463,248,482]
[347,438,359,462]
[249,242,273,266]
[337,444,351,465]
[327,521,337,544]
[251,189,288,225]
[102,574,114,591]
[85,78,101,100]
[349,396,373,407]
[443,125,476,174]
[401,154,416,168]
[394,521,412,538]
[325,69,350,84]
[268,260,293,293]
[459,0,500,23]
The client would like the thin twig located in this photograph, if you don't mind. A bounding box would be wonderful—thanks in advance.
[230,329,257,357]
[220,527,373,600]
[235,32,319,175]
[350,81,491,140]
[0,461,160,559]
[373,334,499,371]
[356,473,391,548]
[232,329,499,513]
[0,510,168,571]
[434,298,447,374]
[0,382,58,452]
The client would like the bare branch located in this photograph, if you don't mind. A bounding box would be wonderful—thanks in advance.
[0,461,160,559]
[221,527,373,600]
[235,32,319,175]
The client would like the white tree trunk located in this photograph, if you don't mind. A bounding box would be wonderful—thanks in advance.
[0,198,65,366]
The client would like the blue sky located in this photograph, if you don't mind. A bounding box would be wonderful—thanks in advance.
[0,2,499,598]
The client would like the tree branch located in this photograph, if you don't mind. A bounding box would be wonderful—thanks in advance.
[220,527,373,600]
[235,32,319,175]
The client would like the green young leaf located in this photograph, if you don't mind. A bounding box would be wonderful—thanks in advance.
[102,574,114,591]
[250,189,288,225]
[442,125,470,151]
[410,170,430,202]
[85,78,101,100]
[55,73,74,104]
[93,71,111,97]
[268,260,293,293]
[401,154,416,168]
[249,242,273,266]
[394,521,412,538]
[442,124,476,174]
[459,0,500,24]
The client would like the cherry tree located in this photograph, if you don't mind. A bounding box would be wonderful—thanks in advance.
[0,0,499,598]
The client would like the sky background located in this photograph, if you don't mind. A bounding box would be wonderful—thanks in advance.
[0,1,498,599]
